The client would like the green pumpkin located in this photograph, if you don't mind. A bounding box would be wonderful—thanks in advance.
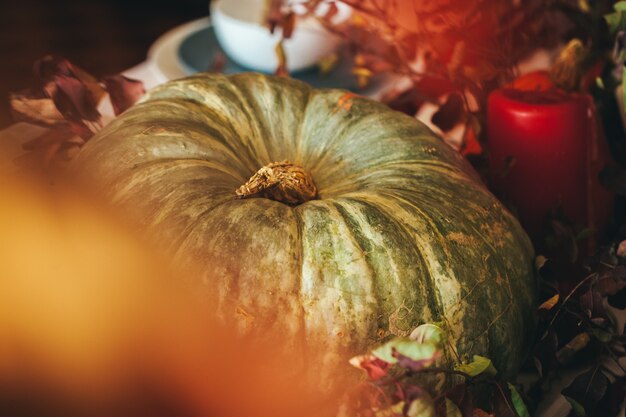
[76,72,535,380]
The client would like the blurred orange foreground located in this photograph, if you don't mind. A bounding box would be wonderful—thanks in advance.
[0,174,352,417]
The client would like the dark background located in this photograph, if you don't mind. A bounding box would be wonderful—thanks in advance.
[0,0,210,128]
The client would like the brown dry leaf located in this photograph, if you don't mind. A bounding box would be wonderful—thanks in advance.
[617,240,626,258]
[551,39,586,92]
[535,255,548,270]
[318,53,339,75]
[431,93,465,133]
[33,56,106,121]
[323,2,339,21]
[265,0,283,33]
[69,63,107,106]
[274,41,289,77]
[14,126,80,169]
[209,52,227,73]
[281,11,296,39]
[53,74,102,122]
[9,95,66,126]
[103,75,146,116]
[539,294,559,311]
[473,409,493,417]
[352,67,373,89]
[382,86,425,116]
[556,333,590,364]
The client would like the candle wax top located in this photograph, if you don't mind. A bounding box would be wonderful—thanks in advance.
[499,88,582,106]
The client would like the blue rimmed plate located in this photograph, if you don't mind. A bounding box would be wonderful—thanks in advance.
[149,17,393,95]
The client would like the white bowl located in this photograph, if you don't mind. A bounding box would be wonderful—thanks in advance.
[211,0,349,73]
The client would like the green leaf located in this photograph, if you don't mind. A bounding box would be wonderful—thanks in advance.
[564,396,587,417]
[445,398,462,417]
[375,401,404,417]
[615,1,626,11]
[595,77,605,89]
[604,10,626,33]
[406,395,436,417]
[372,337,438,364]
[455,355,497,377]
[410,323,445,347]
[507,383,530,417]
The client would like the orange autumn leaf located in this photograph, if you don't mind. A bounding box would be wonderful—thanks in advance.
[539,294,560,311]
[461,127,483,157]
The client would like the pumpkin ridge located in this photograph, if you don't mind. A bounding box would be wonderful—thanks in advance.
[355,191,474,359]
[169,198,238,259]
[293,87,313,166]
[372,188,532,374]
[141,97,259,171]
[330,200,385,340]
[343,195,444,325]
[290,206,313,361]
[124,157,245,183]
[229,73,310,165]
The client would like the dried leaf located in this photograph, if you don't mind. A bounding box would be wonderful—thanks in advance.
[274,41,289,77]
[564,396,586,417]
[445,398,462,417]
[550,39,587,92]
[9,95,65,126]
[281,12,296,39]
[538,294,559,310]
[264,0,283,33]
[53,74,101,122]
[533,330,559,378]
[431,93,465,133]
[556,333,591,364]
[461,126,483,156]
[322,2,339,21]
[562,365,609,415]
[68,62,107,106]
[14,126,79,169]
[382,86,424,116]
[103,75,146,116]
[209,52,227,73]
[352,67,373,89]
[349,354,391,380]
[535,255,549,270]
[318,53,340,75]
[446,384,474,417]
[596,266,626,297]
[617,241,626,258]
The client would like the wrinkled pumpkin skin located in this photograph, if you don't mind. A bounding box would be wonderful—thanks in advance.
[76,73,535,378]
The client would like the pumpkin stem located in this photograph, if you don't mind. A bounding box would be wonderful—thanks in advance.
[236,160,318,205]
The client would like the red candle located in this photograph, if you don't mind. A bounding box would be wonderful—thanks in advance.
[487,85,614,248]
